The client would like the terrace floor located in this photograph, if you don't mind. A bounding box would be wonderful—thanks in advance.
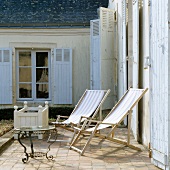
[0,127,160,170]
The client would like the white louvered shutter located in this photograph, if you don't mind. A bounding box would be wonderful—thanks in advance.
[90,19,101,90]
[53,48,72,104]
[100,7,114,32]
[0,48,12,104]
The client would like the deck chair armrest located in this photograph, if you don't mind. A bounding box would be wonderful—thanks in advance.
[80,116,99,122]
[81,116,91,119]
[73,126,81,131]
[56,115,69,122]
[100,122,117,126]
[85,119,102,124]
[58,115,69,118]
[79,116,93,122]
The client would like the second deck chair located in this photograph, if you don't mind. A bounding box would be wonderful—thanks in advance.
[52,89,110,132]
[70,88,148,155]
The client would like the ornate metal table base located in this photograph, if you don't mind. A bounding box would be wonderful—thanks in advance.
[15,126,57,163]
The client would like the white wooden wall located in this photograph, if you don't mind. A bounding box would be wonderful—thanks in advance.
[150,0,170,169]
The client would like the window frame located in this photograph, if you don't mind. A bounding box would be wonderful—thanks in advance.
[16,49,51,101]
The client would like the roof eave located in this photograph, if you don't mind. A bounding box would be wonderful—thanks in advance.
[0,22,91,28]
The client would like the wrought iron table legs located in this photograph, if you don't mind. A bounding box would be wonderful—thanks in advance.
[17,130,57,163]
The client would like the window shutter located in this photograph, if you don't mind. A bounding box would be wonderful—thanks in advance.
[90,19,101,90]
[132,0,139,140]
[0,48,12,104]
[53,48,72,104]
[100,7,114,32]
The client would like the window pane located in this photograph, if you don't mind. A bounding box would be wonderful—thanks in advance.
[36,68,48,82]
[56,49,62,61]
[4,50,10,62]
[19,52,31,66]
[36,84,49,98]
[0,51,2,62]
[64,56,70,62]
[36,52,48,67]
[64,49,70,62]
[19,68,32,82]
[19,84,32,98]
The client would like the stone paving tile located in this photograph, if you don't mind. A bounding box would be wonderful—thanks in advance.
[0,127,161,170]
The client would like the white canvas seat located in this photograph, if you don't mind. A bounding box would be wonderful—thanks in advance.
[70,88,148,155]
[52,89,110,131]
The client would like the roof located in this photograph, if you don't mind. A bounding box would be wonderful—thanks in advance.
[0,0,108,28]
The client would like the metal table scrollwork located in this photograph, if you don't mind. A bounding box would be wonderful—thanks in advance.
[14,126,57,163]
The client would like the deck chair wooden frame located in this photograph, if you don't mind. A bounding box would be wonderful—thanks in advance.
[52,89,110,132]
[70,88,148,155]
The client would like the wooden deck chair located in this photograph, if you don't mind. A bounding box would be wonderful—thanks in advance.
[70,88,148,155]
[52,89,110,132]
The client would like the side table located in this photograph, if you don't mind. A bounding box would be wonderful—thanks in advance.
[14,125,57,163]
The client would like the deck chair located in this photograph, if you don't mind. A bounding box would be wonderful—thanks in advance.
[52,89,110,132]
[70,88,148,155]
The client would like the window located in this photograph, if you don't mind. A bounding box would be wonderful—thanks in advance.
[17,50,50,100]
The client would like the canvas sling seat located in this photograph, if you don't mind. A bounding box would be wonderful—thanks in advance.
[70,88,148,155]
[52,89,110,132]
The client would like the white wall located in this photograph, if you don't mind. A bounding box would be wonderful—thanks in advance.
[0,28,91,107]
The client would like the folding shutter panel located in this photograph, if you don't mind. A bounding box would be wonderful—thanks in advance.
[90,19,101,90]
[53,48,72,104]
[100,7,114,32]
[0,48,12,104]
[132,0,139,140]
[150,1,170,169]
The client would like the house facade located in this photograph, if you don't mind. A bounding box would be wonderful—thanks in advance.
[1,0,170,169]
[0,0,109,108]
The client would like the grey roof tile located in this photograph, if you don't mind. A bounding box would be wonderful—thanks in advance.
[0,0,108,28]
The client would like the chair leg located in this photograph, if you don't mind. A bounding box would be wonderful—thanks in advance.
[71,124,100,155]
[81,128,97,155]
[80,123,101,155]
[69,129,77,144]
[111,125,115,137]
[106,125,116,138]
[99,107,102,121]
[70,131,81,146]
[127,110,132,145]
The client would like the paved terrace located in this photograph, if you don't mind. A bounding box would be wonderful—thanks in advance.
[0,127,160,170]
